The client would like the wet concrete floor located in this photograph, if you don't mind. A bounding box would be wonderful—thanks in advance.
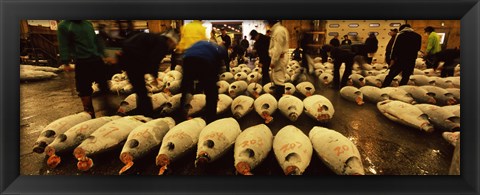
[19,69,455,176]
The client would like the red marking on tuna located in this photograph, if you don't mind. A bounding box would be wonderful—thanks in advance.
[77,124,90,134]
[334,145,350,156]
[280,141,302,153]
[102,126,120,137]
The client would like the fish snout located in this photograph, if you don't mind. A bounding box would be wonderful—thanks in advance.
[33,141,48,153]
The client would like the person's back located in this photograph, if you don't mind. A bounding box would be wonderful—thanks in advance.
[58,20,103,61]
[184,41,226,64]
[392,30,422,63]
[365,35,378,54]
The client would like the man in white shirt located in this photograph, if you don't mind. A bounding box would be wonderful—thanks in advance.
[267,20,289,99]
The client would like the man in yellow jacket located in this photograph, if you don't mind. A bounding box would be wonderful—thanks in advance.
[424,26,442,69]
[173,20,207,69]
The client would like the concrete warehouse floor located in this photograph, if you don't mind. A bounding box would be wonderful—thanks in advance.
[20,67,455,176]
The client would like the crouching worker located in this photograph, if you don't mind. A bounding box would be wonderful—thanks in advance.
[180,41,228,124]
[117,30,179,117]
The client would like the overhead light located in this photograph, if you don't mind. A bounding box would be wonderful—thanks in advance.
[223,24,227,26]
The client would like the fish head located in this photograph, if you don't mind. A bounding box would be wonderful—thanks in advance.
[195,151,211,167]
[354,91,364,105]
[288,112,299,122]
[285,165,301,175]
[33,139,49,154]
[235,162,253,175]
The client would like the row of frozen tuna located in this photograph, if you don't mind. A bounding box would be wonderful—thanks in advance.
[338,86,460,133]
[20,64,62,82]
[35,113,365,175]
[117,91,334,125]
[339,85,459,106]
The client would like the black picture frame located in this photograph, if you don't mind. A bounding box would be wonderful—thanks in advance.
[1,0,479,194]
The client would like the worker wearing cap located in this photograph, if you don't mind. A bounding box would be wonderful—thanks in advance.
[266,20,289,99]
[117,30,179,117]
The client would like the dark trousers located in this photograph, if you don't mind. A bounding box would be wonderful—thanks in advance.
[441,59,456,77]
[75,56,109,97]
[333,58,353,89]
[120,53,154,117]
[180,57,219,124]
[382,61,414,87]
[301,50,308,71]
[260,56,271,85]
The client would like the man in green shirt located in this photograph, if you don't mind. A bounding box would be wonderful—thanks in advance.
[57,20,111,118]
[424,26,442,69]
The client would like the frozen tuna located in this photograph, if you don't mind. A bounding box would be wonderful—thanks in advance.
[45,116,121,168]
[348,73,366,88]
[296,82,316,97]
[359,86,389,103]
[231,95,255,119]
[377,100,434,132]
[247,83,263,99]
[219,72,235,83]
[340,86,364,105]
[117,94,137,115]
[263,82,276,95]
[442,105,460,117]
[278,95,304,122]
[234,124,273,175]
[415,104,460,132]
[382,87,415,104]
[409,75,435,86]
[164,80,182,95]
[309,126,365,175]
[398,85,436,104]
[254,94,278,124]
[229,81,248,98]
[284,83,296,95]
[186,94,207,117]
[33,112,92,154]
[273,125,313,175]
[156,118,206,175]
[217,94,233,114]
[217,80,230,94]
[234,72,248,81]
[442,131,460,147]
[303,95,334,123]
[420,86,458,105]
[74,115,151,171]
[159,93,182,115]
[445,88,460,102]
[247,72,262,83]
[195,118,242,167]
[119,117,175,174]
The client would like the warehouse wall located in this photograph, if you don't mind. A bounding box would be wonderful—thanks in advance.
[407,20,460,51]
[325,20,406,64]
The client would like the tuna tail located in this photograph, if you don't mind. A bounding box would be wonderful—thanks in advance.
[355,96,364,106]
[156,154,171,175]
[261,111,273,124]
[119,152,134,175]
[195,151,211,167]
[235,162,253,176]
[285,165,301,175]
[74,147,94,171]
[45,146,61,168]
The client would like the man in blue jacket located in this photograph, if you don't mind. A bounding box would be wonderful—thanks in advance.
[180,41,228,123]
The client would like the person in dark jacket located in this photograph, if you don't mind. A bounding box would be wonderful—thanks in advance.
[57,20,111,118]
[385,28,398,65]
[322,44,356,89]
[250,30,271,85]
[364,32,379,64]
[329,34,340,48]
[341,35,352,45]
[180,41,227,124]
[382,24,422,87]
[433,48,460,77]
[118,30,179,117]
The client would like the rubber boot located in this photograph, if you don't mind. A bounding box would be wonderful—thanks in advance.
[80,96,96,118]
[274,85,285,100]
